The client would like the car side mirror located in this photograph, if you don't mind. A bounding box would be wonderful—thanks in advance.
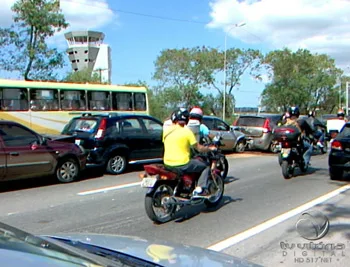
[41,136,48,146]
[230,126,239,131]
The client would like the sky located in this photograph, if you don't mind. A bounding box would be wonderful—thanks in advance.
[1,0,350,107]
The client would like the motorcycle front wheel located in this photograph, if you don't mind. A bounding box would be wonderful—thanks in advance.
[281,161,293,179]
[145,184,176,224]
[218,156,229,179]
[205,173,224,208]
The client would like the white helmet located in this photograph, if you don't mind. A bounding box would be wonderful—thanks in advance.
[189,106,203,120]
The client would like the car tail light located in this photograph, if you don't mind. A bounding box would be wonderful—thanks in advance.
[95,118,107,140]
[331,140,342,150]
[262,119,272,133]
[274,127,296,134]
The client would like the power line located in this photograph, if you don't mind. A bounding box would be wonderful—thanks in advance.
[61,1,271,47]
[61,0,208,24]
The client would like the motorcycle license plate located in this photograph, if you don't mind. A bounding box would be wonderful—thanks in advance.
[281,148,291,158]
[141,177,157,188]
[276,143,282,151]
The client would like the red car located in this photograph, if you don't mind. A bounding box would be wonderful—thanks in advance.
[0,121,86,183]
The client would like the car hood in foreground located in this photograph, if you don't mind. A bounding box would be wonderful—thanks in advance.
[45,233,263,267]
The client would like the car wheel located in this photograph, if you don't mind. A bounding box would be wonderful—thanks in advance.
[235,140,246,153]
[329,167,343,180]
[270,142,280,153]
[56,158,80,183]
[106,154,127,175]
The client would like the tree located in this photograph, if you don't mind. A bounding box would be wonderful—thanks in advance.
[153,46,262,119]
[261,48,342,113]
[0,0,68,81]
[64,68,102,84]
[153,47,209,108]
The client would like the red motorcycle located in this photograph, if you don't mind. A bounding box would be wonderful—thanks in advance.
[140,146,225,224]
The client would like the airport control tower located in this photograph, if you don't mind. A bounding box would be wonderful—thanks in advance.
[64,31,112,83]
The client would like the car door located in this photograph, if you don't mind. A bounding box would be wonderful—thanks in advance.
[140,117,163,159]
[0,123,54,181]
[119,118,150,161]
[213,118,236,149]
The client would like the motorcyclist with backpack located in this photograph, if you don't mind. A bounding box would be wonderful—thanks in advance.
[284,106,313,166]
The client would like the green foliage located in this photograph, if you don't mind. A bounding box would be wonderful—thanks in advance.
[64,68,102,84]
[153,46,262,119]
[0,0,68,80]
[261,48,343,113]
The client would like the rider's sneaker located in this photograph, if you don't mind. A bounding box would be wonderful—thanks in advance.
[317,141,324,148]
[193,187,210,198]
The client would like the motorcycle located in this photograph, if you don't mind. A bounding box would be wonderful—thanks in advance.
[140,143,225,224]
[201,135,229,179]
[273,126,308,179]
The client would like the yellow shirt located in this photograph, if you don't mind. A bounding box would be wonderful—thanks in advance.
[163,124,197,166]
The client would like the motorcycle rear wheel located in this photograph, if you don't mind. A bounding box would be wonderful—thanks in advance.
[281,161,293,179]
[145,184,176,224]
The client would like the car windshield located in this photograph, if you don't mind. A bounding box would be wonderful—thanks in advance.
[62,118,99,134]
[338,124,350,138]
[0,222,110,266]
[0,221,156,267]
[236,117,267,127]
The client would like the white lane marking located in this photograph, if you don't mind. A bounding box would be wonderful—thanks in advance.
[77,182,141,196]
[207,184,350,252]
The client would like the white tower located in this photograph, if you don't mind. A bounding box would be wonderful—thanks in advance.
[64,31,112,83]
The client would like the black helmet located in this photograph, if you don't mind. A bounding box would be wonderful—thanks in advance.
[288,106,300,118]
[171,108,190,124]
[337,108,345,118]
[308,110,315,117]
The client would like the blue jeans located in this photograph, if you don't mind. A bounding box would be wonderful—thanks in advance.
[303,140,313,165]
[314,129,325,143]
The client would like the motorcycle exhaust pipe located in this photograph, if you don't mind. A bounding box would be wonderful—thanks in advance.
[163,196,203,206]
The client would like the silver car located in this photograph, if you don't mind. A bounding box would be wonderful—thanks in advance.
[0,221,263,267]
[232,114,283,153]
[202,115,247,152]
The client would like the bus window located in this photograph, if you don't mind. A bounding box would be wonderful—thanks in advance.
[112,92,132,111]
[134,93,146,111]
[88,91,111,110]
[0,88,28,111]
[61,90,86,111]
[29,89,59,111]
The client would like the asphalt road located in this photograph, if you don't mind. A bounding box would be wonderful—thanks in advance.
[0,151,349,267]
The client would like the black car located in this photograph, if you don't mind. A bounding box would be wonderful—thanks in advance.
[62,113,164,175]
[328,122,350,180]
